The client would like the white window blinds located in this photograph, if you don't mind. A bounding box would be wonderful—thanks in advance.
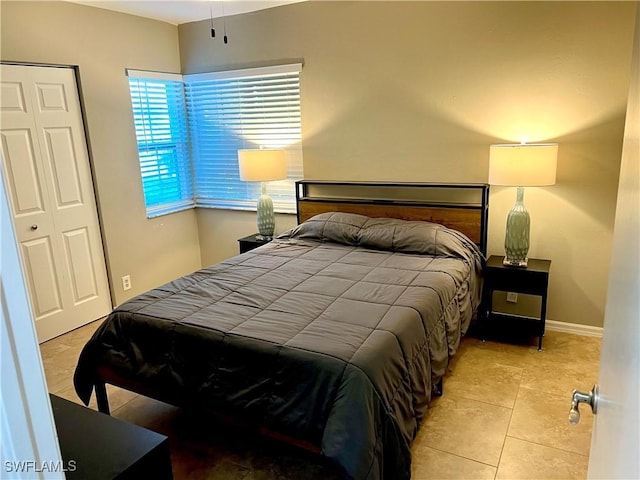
[127,71,193,217]
[185,64,303,213]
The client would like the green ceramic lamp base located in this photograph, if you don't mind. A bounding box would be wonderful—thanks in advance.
[256,182,275,239]
[504,187,530,268]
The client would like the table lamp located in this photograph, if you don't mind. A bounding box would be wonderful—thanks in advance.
[489,143,558,267]
[238,149,287,239]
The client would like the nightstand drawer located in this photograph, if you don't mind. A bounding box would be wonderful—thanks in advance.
[486,269,549,296]
[484,257,551,295]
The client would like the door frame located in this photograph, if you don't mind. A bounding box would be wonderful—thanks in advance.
[1,160,65,479]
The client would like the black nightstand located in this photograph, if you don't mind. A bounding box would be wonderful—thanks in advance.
[50,394,172,479]
[238,233,272,254]
[481,255,551,350]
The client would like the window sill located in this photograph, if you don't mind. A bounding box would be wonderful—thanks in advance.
[147,204,297,219]
[195,204,297,215]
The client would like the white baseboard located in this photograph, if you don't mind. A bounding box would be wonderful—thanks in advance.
[546,319,603,338]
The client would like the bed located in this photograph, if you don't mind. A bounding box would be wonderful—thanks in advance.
[74,181,489,480]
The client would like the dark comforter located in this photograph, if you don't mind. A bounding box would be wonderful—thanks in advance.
[74,213,483,480]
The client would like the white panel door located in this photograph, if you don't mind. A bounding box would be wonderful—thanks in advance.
[586,8,639,478]
[1,64,111,342]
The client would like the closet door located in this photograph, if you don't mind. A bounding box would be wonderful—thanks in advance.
[1,64,111,342]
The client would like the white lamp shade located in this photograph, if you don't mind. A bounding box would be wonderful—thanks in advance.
[489,143,558,186]
[238,149,287,182]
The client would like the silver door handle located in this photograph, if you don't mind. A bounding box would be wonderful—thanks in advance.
[31,224,38,230]
[569,384,598,424]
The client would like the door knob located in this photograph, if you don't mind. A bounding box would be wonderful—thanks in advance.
[569,384,598,424]
[30,224,38,230]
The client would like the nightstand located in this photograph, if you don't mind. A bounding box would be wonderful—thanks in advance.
[238,233,272,254]
[50,394,172,479]
[481,255,551,350]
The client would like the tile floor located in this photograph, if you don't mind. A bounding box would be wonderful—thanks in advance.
[41,321,601,479]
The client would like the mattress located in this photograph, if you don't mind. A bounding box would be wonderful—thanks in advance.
[74,212,483,480]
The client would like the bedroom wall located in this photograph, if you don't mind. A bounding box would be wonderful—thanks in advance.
[180,1,637,328]
[1,1,203,306]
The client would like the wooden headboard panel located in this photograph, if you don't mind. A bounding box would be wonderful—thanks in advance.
[296,181,490,256]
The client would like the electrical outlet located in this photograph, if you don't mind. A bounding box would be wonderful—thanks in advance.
[121,275,131,291]
[506,292,518,303]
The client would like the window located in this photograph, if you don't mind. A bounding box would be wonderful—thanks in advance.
[127,64,303,217]
[127,71,193,217]
[185,64,303,213]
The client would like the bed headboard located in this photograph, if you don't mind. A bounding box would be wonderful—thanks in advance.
[295,180,490,256]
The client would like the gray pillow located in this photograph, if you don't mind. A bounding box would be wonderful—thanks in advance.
[359,217,479,258]
[281,212,369,245]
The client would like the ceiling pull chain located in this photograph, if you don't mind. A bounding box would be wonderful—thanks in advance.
[222,0,228,44]
[214,2,216,38]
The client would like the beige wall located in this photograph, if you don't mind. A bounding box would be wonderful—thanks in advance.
[1,1,202,306]
[180,1,637,328]
[196,210,297,265]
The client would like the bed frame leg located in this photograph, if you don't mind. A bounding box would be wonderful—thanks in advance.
[95,381,110,415]
[434,379,443,397]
